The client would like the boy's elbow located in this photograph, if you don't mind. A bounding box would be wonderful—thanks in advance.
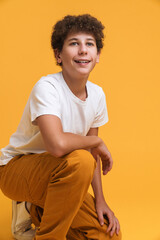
[51,149,65,158]
[47,139,67,158]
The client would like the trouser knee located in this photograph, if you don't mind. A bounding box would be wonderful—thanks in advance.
[63,149,96,184]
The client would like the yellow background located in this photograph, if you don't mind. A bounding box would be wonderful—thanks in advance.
[0,0,160,239]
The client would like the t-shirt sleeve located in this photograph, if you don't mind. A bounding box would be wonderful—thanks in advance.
[91,89,109,128]
[29,80,61,125]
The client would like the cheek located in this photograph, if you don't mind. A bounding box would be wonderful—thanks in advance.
[61,51,73,62]
[94,53,100,63]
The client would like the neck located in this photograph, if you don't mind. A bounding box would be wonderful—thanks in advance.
[62,70,89,100]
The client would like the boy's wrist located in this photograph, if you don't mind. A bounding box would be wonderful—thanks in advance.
[95,193,105,203]
[94,136,103,147]
[87,135,102,150]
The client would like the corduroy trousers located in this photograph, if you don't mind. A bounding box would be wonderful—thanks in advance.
[0,150,122,240]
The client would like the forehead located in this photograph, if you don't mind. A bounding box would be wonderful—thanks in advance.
[65,32,96,42]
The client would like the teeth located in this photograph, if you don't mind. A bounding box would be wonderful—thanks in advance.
[75,60,89,63]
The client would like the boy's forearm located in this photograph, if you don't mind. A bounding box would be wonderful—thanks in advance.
[37,115,103,157]
[48,132,102,157]
[91,156,105,202]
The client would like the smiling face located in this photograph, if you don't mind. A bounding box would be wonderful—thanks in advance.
[55,32,100,79]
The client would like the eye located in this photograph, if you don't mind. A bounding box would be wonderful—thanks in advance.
[70,42,78,46]
[86,42,94,46]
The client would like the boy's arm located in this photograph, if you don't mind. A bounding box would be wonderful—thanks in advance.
[36,114,113,175]
[88,127,120,237]
[87,127,105,202]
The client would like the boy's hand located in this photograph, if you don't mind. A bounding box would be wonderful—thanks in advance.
[95,198,120,237]
[91,141,113,175]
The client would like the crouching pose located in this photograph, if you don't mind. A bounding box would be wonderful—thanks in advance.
[0,14,121,240]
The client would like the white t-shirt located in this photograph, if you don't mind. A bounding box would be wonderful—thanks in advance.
[0,72,108,165]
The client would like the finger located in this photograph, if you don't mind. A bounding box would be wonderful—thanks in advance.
[108,163,112,171]
[110,218,116,237]
[97,211,104,226]
[103,170,108,175]
[102,164,109,175]
[106,216,113,233]
[102,160,112,174]
[108,160,113,171]
[115,218,120,235]
[103,167,110,175]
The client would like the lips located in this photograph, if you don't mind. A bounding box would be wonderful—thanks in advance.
[74,59,91,63]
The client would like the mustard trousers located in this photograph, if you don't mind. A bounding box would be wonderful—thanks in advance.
[0,150,122,240]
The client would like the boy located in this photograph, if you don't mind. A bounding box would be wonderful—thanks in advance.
[0,14,121,240]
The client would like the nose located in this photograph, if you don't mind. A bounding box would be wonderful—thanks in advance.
[78,43,87,55]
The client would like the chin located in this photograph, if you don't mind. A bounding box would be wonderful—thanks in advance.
[76,68,92,76]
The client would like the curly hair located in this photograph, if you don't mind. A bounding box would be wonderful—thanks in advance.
[51,14,105,66]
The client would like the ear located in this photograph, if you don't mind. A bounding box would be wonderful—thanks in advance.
[54,49,62,64]
[96,52,100,63]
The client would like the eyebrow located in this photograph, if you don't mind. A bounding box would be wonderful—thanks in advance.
[68,37,95,42]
